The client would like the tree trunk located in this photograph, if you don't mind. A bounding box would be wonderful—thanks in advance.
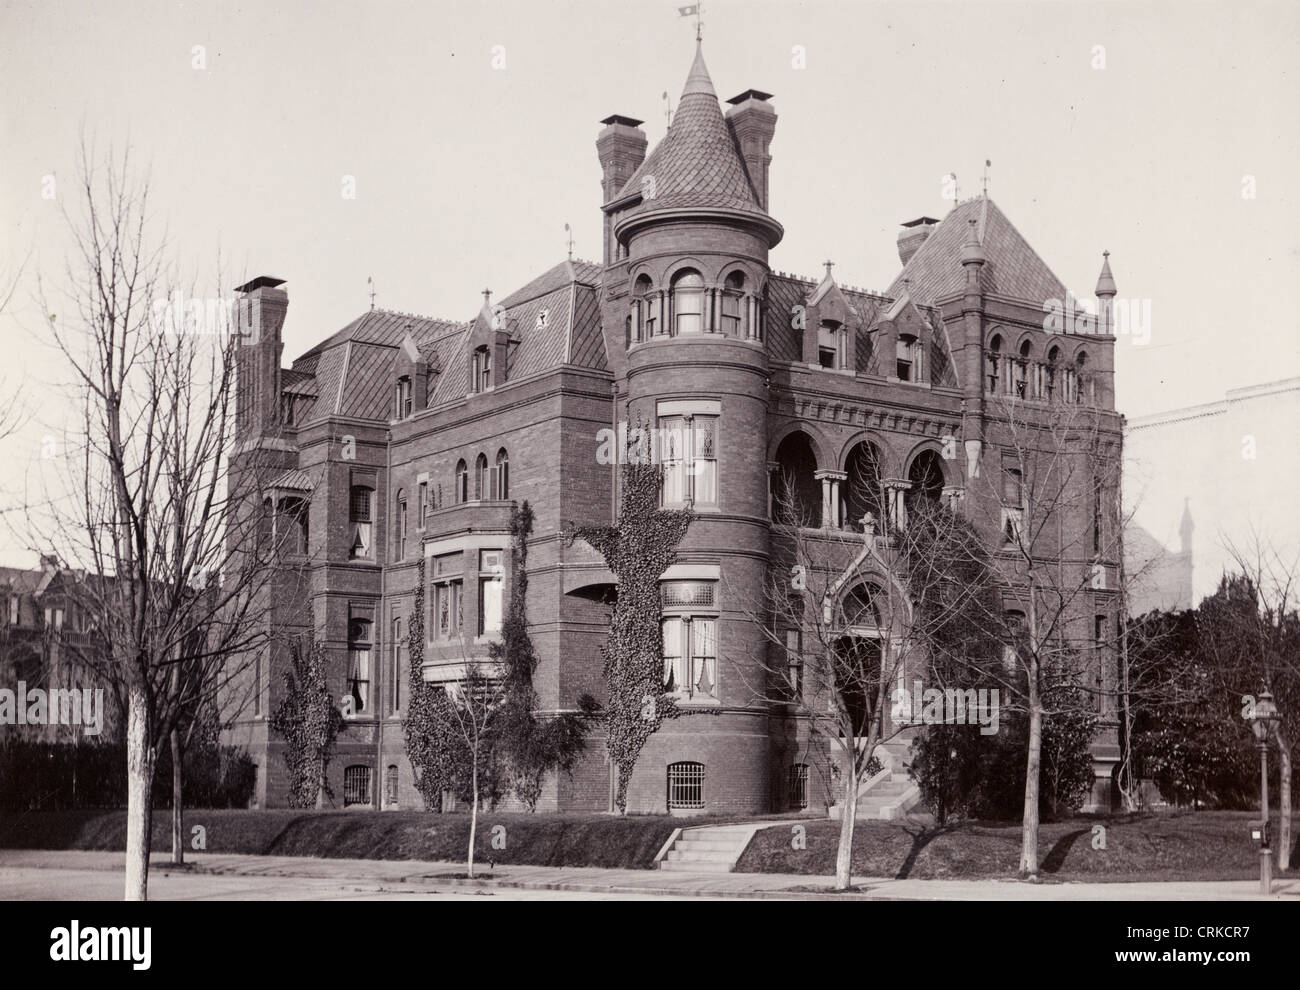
[1279,739,1292,872]
[123,681,155,901]
[467,756,478,879]
[835,764,858,891]
[1019,680,1043,877]
[170,728,184,865]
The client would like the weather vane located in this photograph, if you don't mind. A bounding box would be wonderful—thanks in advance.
[678,3,702,42]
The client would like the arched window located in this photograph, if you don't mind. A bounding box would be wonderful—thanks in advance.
[1015,340,1031,398]
[906,449,945,516]
[633,274,655,340]
[454,460,468,504]
[772,432,820,527]
[1045,345,1060,401]
[495,448,509,500]
[835,583,885,737]
[667,761,705,810]
[475,453,489,500]
[720,271,745,335]
[384,765,399,808]
[987,334,1003,393]
[672,270,704,334]
[348,486,374,559]
[1074,351,1090,404]
[842,441,883,532]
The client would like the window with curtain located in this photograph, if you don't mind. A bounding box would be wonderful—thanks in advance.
[657,414,717,506]
[347,618,372,715]
[660,580,719,702]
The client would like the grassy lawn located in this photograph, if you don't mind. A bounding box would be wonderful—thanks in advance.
[0,809,696,870]
[735,810,1300,882]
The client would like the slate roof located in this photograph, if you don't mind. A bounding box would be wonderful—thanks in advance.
[289,310,468,422]
[887,197,1068,308]
[429,260,607,407]
[284,260,607,425]
[617,44,765,218]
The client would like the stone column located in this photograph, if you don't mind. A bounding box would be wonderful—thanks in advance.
[815,470,846,528]
[884,479,911,532]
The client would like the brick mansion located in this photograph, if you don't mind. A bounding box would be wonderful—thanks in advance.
[224,42,1125,816]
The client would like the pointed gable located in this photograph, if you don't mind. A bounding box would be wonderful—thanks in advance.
[888,198,1068,308]
[617,44,764,217]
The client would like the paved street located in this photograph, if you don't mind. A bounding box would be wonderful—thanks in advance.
[2,850,1297,901]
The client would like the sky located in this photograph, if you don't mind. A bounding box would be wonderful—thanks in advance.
[1,0,1298,566]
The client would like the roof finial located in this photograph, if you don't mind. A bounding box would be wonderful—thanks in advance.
[678,3,703,43]
[564,222,574,261]
[482,287,492,307]
[823,259,835,279]
[367,275,376,311]
[982,159,991,199]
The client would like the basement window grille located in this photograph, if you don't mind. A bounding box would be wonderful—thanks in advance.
[344,765,372,807]
[788,763,809,810]
[667,761,705,810]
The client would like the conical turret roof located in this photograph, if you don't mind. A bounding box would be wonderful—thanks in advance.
[617,44,765,217]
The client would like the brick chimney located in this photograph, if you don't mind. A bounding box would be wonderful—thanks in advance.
[597,115,647,265]
[897,217,939,266]
[234,276,288,436]
[725,90,777,212]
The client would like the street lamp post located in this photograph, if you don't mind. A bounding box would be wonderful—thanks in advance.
[1248,690,1281,895]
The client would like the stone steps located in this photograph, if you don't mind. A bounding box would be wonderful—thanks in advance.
[656,823,763,872]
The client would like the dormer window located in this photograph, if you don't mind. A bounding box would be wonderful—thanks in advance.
[395,376,412,419]
[472,346,492,393]
[896,334,921,382]
[818,320,848,370]
[672,270,704,335]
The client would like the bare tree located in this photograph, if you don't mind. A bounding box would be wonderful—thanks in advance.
[30,142,297,898]
[967,386,1125,875]
[725,466,1002,891]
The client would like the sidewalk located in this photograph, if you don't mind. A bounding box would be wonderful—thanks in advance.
[3,849,1297,900]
